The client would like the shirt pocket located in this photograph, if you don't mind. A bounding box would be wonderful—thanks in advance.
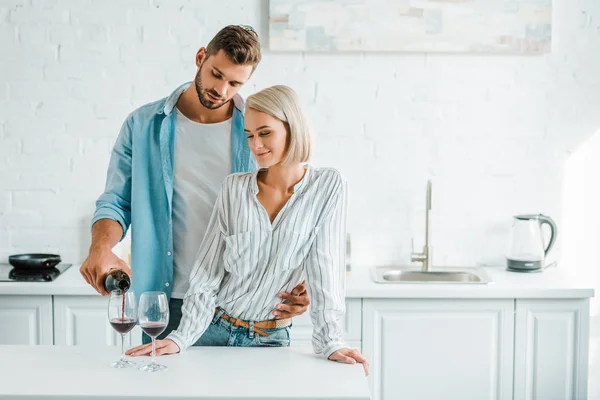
[223,231,257,277]
[271,229,315,272]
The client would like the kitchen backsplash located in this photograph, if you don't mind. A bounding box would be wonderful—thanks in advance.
[1,0,600,269]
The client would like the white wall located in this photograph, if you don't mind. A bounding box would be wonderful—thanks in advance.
[1,0,600,270]
[562,130,600,315]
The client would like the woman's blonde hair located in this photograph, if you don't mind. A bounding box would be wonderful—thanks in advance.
[246,85,312,165]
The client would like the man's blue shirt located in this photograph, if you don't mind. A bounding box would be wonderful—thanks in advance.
[92,82,255,299]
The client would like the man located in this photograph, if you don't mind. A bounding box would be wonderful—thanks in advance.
[80,25,309,343]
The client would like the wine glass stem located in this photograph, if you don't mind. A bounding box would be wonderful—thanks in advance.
[151,337,156,366]
[120,333,125,361]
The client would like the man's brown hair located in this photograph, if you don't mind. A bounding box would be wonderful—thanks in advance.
[206,25,262,71]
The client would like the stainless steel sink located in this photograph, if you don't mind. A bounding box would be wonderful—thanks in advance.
[375,182,493,285]
[371,266,493,284]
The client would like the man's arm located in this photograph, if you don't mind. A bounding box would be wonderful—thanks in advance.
[80,219,132,296]
[81,116,134,295]
[273,281,310,318]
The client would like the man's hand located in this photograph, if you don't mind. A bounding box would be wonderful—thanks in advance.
[272,280,310,319]
[80,248,132,296]
[329,348,370,376]
[125,339,180,357]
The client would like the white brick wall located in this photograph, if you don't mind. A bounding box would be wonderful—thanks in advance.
[1,0,600,268]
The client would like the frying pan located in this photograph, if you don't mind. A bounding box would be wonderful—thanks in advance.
[8,254,62,269]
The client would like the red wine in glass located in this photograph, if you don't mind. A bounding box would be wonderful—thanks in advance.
[140,322,167,337]
[107,290,137,368]
[110,318,137,334]
[138,291,169,372]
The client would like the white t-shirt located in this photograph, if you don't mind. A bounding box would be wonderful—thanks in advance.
[171,108,232,299]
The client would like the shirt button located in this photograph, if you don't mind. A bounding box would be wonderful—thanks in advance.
[167,251,172,256]
[165,282,170,287]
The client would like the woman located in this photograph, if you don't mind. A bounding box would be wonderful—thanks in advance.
[128,85,369,375]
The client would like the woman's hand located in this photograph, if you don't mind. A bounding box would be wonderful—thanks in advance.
[329,348,370,376]
[125,339,180,357]
[273,281,310,318]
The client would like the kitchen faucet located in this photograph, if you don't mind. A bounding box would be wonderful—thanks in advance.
[411,180,433,272]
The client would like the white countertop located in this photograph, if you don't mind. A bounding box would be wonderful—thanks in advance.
[0,263,594,299]
[0,264,98,296]
[0,345,370,400]
[346,265,595,299]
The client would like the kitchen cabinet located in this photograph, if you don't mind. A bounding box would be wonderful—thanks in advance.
[363,298,592,400]
[51,296,360,350]
[0,295,53,345]
[362,299,515,400]
[53,295,120,346]
[0,265,593,399]
[288,298,362,350]
[514,299,590,400]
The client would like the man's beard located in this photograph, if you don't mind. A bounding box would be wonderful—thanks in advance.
[194,66,228,110]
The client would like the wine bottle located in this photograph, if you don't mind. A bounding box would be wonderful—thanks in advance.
[104,269,131,292]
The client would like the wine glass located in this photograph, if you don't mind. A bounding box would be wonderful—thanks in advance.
[138,291,169,372]
[107,289,137,368]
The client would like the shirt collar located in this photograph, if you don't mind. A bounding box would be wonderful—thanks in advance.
[160,82,245,116]
[251,164,311,195]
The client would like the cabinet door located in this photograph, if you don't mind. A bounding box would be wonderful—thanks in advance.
[363,299,514,400]
[289,299,362,350]
[514,299,589,400]
[53,296,120,346]
[0,295,53,345]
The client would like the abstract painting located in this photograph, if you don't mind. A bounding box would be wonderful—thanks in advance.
[269,0,552,53]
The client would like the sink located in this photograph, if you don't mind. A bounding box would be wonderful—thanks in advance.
[371,266,493,284]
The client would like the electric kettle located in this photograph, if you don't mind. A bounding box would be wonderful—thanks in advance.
[506,214,557,272]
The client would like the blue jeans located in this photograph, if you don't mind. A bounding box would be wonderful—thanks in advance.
[142,298,291,347]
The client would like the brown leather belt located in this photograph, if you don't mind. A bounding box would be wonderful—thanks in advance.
[215,308,291,337]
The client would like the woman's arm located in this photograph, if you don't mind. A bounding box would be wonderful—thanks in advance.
[126,179,231,357]
[166,182,229,351]
[303,172,369,376]
[304,173,348,359]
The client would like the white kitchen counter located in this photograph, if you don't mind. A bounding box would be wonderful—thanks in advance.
[346,265,594,299]
[0,263,594,299]
[0,264,98,296]
[0,345,370,400]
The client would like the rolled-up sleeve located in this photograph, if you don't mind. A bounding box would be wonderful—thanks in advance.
[91,115,134,240]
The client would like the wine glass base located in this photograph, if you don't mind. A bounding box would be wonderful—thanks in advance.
[139,363,167,372]
[111,359,137,368]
